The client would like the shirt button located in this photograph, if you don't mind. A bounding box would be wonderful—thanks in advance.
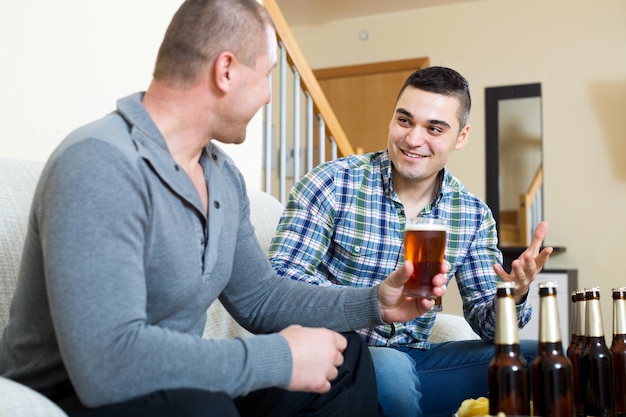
[213,201,220,209]
[354,246,360,253]
[174,164,180,171]
[211,153,218,161]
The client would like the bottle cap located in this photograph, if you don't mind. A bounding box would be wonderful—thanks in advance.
[613,287,626,299]
[538,281,557,296]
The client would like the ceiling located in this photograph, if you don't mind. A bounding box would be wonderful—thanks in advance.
[275,0,481,26]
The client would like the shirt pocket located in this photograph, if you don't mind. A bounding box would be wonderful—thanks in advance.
[331,231,397,287]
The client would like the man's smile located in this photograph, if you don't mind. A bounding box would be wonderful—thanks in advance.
[401,149,428,159]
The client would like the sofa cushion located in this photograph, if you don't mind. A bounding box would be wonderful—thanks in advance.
[247,188,284,254]
[429,313,480,343]
[0,157,44,333]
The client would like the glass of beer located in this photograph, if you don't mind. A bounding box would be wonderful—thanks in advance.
[403,217,447,300]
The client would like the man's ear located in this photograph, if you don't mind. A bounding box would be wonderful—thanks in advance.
[454,124,470,150]
[213,51,236,93]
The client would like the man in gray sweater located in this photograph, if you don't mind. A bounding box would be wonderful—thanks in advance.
[0,0,447,416]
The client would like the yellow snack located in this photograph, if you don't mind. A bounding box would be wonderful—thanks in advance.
[456,396,489,417]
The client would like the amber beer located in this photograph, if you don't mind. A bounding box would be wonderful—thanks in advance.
[532,282,575,417]
[581,287,616,417]
[571,290,587,417]
[567,291,578,360]
[403,218,446,299]
[488,282,531,415]
[612,288,626,416]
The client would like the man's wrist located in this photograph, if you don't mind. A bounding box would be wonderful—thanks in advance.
[515,289,529,305]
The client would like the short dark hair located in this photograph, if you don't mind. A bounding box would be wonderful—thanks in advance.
[397,66,471,129]
[153,0,274,87]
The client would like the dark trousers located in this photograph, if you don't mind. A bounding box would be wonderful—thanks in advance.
[56,332,378,417]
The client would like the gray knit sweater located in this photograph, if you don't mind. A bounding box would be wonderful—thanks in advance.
[0,93,383,407]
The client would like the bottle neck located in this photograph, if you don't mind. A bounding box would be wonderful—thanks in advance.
[539,293,562,343]
[495,343,521,355]
[495,295,520,345]
[585,335,608,347]
[538,341,564,354]
[614,298,626,335]
[576,299,586,336]
[570,293,578,336]
[585,298,605,338]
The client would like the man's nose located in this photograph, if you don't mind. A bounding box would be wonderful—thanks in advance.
[405,127,426,146]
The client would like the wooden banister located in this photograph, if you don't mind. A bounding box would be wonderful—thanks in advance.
[262,0,355,157]
[525,165,543,202]
[518,165,543,246]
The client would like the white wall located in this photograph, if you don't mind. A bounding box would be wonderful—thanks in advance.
[0,0,262,189]
[288,0,626,338]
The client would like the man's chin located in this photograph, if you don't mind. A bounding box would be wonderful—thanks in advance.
[392,165,427,182]
[212,135,247,145]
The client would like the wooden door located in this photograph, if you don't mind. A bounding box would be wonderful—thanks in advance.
[314,57,429,154]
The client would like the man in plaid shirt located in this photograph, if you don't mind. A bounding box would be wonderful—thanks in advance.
[269,66,553,417]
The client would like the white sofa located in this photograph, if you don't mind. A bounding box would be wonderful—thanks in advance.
[0,156,478,415]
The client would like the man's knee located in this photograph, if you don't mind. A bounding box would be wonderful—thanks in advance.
[368,346,417,375]
[340,332,374,368]
[368,346,420,390]
[161,389,237,416]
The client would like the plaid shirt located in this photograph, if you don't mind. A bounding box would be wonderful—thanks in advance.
[269,150,531,348]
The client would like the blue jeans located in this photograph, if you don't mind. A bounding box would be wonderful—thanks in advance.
[369,347,421,417]
[371,340,537,417]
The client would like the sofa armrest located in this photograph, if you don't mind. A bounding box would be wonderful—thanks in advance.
[0,377,68,416]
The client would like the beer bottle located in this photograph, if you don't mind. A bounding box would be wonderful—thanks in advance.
[581,287,615,417]
[532,282,575,417]
[612,287,626,417]
[572,289,586,417]
[567,291,578,360]
[488,282,530,415]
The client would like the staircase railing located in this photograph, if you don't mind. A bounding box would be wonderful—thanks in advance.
[518,165,543,246]
[262,0,356,204]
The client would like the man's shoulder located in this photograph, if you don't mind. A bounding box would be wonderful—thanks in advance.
[312,151,381,176]
[72,113,132,147]
[47,112,135,168]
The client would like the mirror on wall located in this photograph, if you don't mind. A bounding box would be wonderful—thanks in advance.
[485,83,543,258]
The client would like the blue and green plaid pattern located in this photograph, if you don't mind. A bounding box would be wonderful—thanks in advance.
[269,150,532,348]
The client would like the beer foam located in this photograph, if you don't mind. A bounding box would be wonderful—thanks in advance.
[404,222,447,231]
